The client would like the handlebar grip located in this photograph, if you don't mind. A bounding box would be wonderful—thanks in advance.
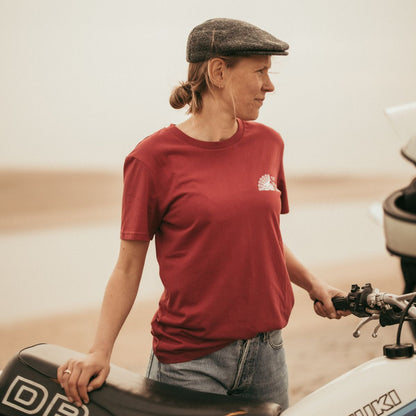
[332,296,349,311]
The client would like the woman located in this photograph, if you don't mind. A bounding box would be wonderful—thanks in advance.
[57,18,347,410]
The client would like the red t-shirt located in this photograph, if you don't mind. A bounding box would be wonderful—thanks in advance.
[121,119,294,363]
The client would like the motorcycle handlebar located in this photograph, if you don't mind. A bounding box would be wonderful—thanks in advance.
[331,283,416,321]
[332,296,349,311]
[331,283,416,343]
[331,283,375,318]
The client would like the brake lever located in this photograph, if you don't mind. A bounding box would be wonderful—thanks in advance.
[372,323,382,338]
[352,314,379,338]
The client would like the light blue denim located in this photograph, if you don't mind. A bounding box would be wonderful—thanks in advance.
[146,330,289,410]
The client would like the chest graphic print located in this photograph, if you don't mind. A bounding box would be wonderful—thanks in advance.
[258,174,278,192]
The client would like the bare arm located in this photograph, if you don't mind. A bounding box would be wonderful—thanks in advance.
[90,239,149,356]
[284,244,347,319]
[57,239,149,407]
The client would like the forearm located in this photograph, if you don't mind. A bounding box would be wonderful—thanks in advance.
[284,244,317,291]
[90,240,149,357]
[89,270,140,357]
[284,244,347,319]
[58,240,149,405]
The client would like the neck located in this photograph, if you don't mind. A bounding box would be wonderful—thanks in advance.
[177,96,238,142]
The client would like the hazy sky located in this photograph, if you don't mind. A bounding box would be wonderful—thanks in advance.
[1,0,415,175]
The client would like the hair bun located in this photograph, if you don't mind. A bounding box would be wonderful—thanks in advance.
[169,81,193,110]
[182,81,192,93]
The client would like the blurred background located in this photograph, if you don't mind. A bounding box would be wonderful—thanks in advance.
[1,0,416,173]
[1,0,415,403]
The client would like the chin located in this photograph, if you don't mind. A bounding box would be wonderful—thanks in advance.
[236,111,260,121]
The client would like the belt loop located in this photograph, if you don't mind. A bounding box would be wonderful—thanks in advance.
[259,332,270,343]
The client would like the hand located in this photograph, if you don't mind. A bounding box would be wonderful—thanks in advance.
[309,281,350,319]
[57,351,110,407]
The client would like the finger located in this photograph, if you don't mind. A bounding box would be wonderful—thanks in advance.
[60,364,74,402]
[77,371,93,404]
[57,362,69,386]
[326,304,339,319]
[65,366,83,407]
[314,299,338,319]
[76,365,110,405]
[313,300,327,318]
[321,296,338,319]
[87,367,109,393]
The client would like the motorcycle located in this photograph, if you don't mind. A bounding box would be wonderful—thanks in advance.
[1,103,415,415]
[284,284,416,416]
[0,284,416,416]
[285,101,416,415]
[383,101,416,339]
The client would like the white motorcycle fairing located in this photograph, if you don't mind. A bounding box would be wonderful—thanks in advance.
[283,355,416,415]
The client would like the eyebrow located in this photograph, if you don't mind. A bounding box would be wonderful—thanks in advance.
[258,64,272,71]
[259,60,272,69]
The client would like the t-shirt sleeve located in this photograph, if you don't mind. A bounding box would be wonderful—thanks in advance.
[278,157,289,215]
[120,156,161,241]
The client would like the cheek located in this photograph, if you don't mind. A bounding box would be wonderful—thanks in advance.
[226,78,260,112]
[233,84,257,104]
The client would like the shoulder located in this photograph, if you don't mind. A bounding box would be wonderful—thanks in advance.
[129,125,175,157]
[242,121,284,144]
[126,125,178,170]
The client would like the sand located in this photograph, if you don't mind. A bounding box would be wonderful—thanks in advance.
[0,169,414,404]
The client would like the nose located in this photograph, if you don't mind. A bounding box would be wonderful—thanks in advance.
[262,73,275,93]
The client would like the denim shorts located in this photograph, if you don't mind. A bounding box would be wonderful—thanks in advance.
[146,330,289,410]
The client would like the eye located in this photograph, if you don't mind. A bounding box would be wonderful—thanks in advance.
[256,67,271,75]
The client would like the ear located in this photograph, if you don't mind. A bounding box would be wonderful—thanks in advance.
[207,58,227,88]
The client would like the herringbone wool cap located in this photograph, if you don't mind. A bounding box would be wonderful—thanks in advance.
[186,18,289,63]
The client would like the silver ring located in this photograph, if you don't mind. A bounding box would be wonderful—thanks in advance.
[63,369,72,375]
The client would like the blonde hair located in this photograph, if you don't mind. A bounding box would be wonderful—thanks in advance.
[169,56,240,114]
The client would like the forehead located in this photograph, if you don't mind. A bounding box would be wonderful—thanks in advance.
[236,55,272,68]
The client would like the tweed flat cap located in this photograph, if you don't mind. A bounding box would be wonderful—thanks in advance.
[186,18,289,63]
